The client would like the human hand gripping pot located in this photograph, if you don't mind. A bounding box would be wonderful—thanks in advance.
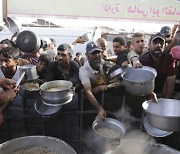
[97,107,106,120]
[149,92,158,103]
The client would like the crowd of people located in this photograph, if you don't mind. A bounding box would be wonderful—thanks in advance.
[0,24,180,150]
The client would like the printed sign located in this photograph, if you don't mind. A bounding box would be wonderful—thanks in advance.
[7,0,180,23]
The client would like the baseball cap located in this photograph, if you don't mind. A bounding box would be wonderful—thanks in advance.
[86,42,102,53]
[57,43,73,54]
[149,33,165,43]
[160,26,171,38]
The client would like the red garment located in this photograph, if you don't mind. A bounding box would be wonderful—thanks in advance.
[140,51,176,92]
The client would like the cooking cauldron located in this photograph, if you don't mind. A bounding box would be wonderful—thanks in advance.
[121,66,157,96]
[0,136,77,154]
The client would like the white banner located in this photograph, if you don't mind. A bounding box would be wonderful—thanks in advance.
[6,0,180,23]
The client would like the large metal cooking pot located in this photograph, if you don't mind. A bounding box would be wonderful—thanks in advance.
[19,79,44,99]
[16,30,41,53]
[142,99,180,132]
[19,65,39,80]
[0,136,77,154]
[92,117,126,149]
[40,80,74,105]
[105,139,180,154]
[121,66,157,96]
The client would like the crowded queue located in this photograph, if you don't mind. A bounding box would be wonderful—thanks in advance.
[0,25,180,150]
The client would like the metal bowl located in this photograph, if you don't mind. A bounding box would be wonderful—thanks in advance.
[92,118,126,146]
[143,116,173,137]
[142,99,180,132]
[0,136,77,154]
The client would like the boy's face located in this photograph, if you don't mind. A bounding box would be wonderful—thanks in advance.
[36,61,47,73]
[0,55,17,72]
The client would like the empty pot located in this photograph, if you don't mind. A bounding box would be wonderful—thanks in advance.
[121,66,157,96]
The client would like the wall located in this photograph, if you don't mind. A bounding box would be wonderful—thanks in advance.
[0,26,101,58]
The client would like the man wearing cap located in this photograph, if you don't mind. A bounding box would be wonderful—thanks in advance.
[79,42,107,120]
[45,43,80,91]
[160,26,172,39]
[139,33,176,98]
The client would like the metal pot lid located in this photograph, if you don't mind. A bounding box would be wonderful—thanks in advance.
[34,98,62,116]
[109,67,123,79]
[143,116,173,137]
[3,17,20,34]
[16,30,40,53]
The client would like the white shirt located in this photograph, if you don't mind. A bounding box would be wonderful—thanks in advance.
[79,60,105,87]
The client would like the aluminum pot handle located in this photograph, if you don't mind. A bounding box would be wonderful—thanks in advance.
[66,87,75,95]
